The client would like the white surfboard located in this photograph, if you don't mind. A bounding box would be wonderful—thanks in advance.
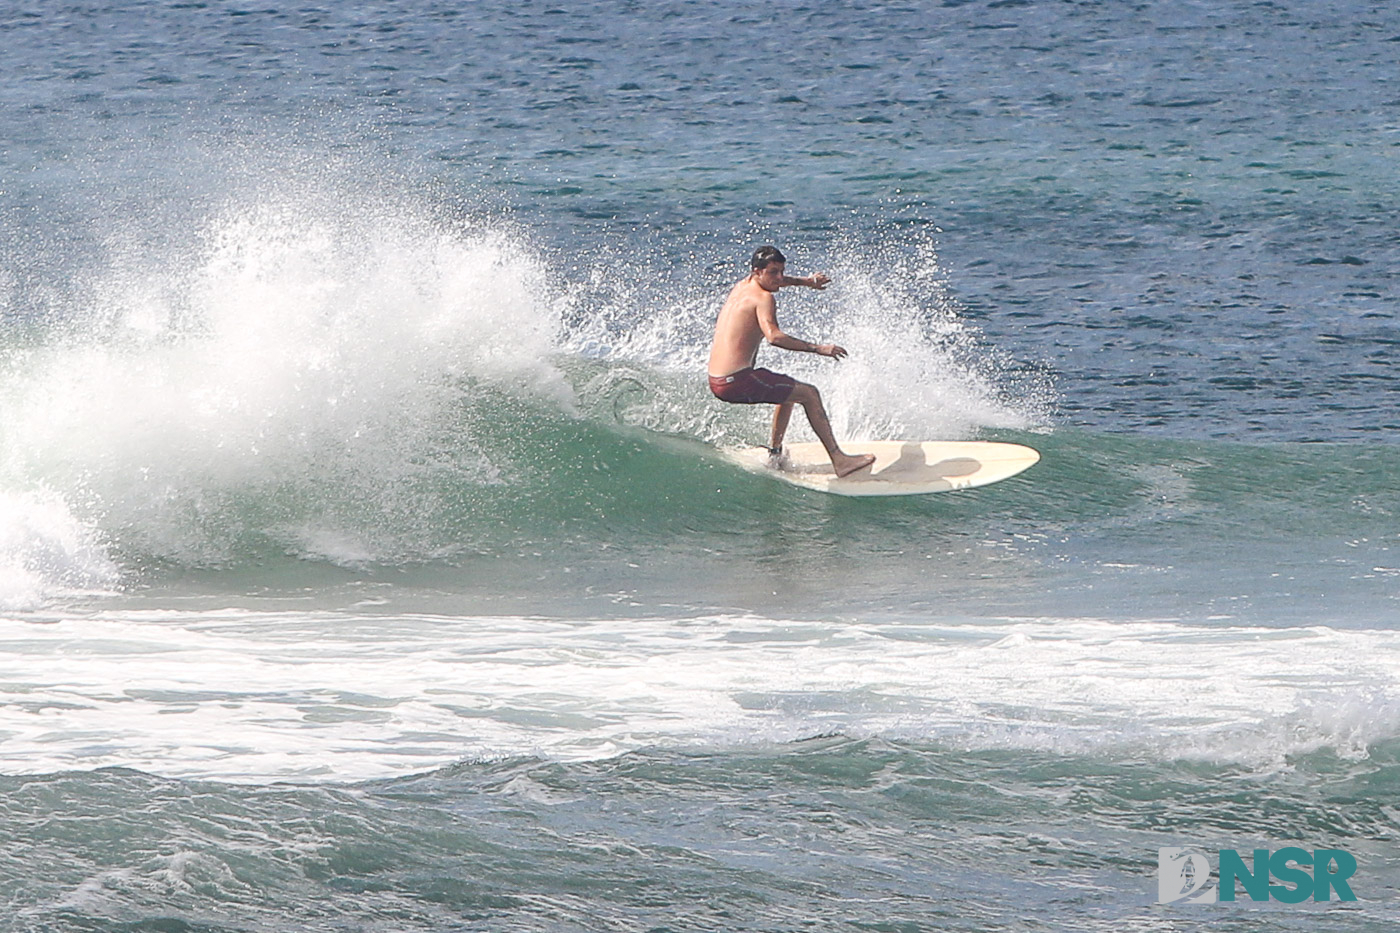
[726,440,1040,497]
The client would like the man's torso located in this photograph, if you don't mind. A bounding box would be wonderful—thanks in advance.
[707,277,770,377]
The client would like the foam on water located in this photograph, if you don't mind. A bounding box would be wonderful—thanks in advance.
[3,611,1395,783]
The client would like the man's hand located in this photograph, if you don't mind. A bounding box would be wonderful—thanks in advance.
[807,272,831,290]
[817,343,848,360]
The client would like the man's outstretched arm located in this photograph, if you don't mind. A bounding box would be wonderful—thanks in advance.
[780,272,830,290]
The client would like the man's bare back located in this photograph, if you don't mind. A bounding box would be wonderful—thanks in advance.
[706,246,875,478]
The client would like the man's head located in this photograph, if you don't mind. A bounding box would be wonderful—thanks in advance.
[750,245,786,271]
[750,245,786,291]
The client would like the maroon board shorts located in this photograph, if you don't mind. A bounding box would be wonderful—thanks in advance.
[708,367,797,405]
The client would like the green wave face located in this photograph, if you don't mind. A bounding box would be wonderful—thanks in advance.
[5,308,1397,623]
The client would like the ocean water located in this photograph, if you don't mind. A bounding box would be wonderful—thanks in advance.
[3,1,1399,930]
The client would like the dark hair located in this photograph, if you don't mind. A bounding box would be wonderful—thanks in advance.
[750,245,786,271]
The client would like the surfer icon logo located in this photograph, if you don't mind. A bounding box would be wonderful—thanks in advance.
[1158,848,1216,903]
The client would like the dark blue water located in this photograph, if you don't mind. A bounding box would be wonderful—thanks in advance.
[3,2,1398,930]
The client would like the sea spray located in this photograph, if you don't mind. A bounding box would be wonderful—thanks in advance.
[0,198,573,569]
[0,490,119,610]
[556,227,1054,447]
[818,230,1054,441]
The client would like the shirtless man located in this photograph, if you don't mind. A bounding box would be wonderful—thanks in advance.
[707,245,876,477]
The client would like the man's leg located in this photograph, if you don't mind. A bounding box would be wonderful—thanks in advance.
[769,401,794,454]
[786,382,875,477]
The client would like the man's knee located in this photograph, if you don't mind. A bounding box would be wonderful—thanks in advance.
[789,382,820,406]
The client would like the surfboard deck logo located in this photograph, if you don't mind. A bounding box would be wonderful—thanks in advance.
[726,440,1040,497]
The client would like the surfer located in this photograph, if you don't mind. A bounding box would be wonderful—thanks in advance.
[708,245,876,477]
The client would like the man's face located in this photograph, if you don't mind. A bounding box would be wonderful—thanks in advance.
[755,261,785,292]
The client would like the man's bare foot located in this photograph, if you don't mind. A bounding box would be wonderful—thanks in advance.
[833,452,876,478]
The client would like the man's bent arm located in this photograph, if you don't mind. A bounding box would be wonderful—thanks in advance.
[757,300,820,353]
[756,284,846,358]
[767,330,848,360]
[780,273,830,290]
[768,332,821,353]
